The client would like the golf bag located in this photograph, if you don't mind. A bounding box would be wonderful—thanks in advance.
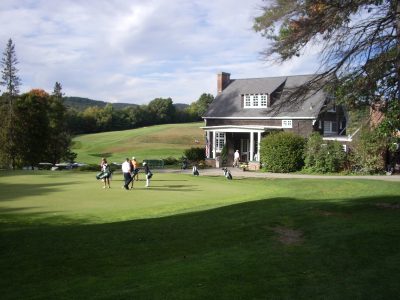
[96,171,110,180]
[192,166,199,176]
[222,168,233,180]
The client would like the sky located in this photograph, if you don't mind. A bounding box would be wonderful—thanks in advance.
[0,0,321,104]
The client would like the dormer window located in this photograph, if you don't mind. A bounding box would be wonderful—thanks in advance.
[253,94,259,106]
[260,94,267,106]
[243,93,268,108]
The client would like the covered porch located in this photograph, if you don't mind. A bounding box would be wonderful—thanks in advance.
[201,125,280,167]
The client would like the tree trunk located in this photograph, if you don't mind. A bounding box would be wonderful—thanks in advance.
[395,0,400,101]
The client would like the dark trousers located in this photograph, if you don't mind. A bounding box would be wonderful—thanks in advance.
[123,172,132,188]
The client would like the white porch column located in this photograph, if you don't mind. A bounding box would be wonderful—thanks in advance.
[206,131,211,159]
[250,131,254,161]
[257,132,261,162]
[212,131,216,159]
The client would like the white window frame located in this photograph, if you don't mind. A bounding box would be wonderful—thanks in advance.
[324,121,338,134]
[260,94,267,107]
[282,120,293,128]
[245,95,251,107]
[252,94,259,106]
[244,94,268,108]
[215,132,226,152]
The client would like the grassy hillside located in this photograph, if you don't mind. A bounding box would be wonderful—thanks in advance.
[63,96,138,110]
[72,122,205,164]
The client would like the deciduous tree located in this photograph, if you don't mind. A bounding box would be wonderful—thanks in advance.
[253,0,400,109]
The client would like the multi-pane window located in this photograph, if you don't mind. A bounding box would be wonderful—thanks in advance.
[282,120,292,128]
[245,95,251,107]
[252,94,259,106]
[323,121,338,135]
[215,132,225,152]
[260,94,267,107]
[244,94,268,108]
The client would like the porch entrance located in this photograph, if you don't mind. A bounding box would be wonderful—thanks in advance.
[202,125,268,166]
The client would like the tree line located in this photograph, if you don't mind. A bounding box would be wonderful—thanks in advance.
[65,93,213,134]
[0,38,214,168]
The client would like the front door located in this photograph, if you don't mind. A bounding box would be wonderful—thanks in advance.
[240,139,250,162]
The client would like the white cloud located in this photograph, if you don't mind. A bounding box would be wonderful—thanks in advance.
[0,0,321,104]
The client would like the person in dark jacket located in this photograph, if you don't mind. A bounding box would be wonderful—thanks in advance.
[143,161,152,188]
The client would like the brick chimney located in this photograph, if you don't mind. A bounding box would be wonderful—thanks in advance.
[217,72,231,94]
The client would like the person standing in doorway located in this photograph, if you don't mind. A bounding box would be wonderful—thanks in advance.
[122,158,133,190]
[233,149,240,167]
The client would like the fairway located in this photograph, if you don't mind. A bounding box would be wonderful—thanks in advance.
[1,171,400,299]
[72,122,205,164]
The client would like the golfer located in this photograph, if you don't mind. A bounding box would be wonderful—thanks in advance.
[122,158,133,190]
[143,161,152,188]
[100,158,111,189]
[131,156,139,182]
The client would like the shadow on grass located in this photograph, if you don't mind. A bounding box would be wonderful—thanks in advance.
[0,181,79,202]
[1,195,400,299]
[89,152,113,158]
[0,170,58,177]
[135,185,201,192]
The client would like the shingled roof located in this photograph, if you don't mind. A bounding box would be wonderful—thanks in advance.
[204,74,326,119]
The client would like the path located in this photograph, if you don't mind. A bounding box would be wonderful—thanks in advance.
[156,168,400,182]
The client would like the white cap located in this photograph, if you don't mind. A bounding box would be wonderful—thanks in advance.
[132,156,135,160]
[143,162,147,165]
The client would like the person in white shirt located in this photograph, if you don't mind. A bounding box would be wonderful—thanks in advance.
[122,158,132,190]
[233,150,240,167]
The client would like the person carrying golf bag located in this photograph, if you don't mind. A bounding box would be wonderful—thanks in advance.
[143,161,152,188]
[96,158,112,188]
[192,165,199,176]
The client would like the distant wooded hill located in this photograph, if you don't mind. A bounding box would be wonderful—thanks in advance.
[63,96,189,111]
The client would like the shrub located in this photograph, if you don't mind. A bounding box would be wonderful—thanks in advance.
[163,156,179,165]
[304,132,347,173]
[183,147,206,163]
[78,164,100,171]
[220,145,228,166]
[260,132,305,173]
[304,132,322,169]
[350,127,387,174]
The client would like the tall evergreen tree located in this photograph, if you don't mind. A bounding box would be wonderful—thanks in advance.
[52,81,63,99]
[1,38,21,97]
[47,83,76,164]
[0,38,21,168]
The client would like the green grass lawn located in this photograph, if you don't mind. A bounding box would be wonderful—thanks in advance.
[1,171,400,299]
[72,122,205,164]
